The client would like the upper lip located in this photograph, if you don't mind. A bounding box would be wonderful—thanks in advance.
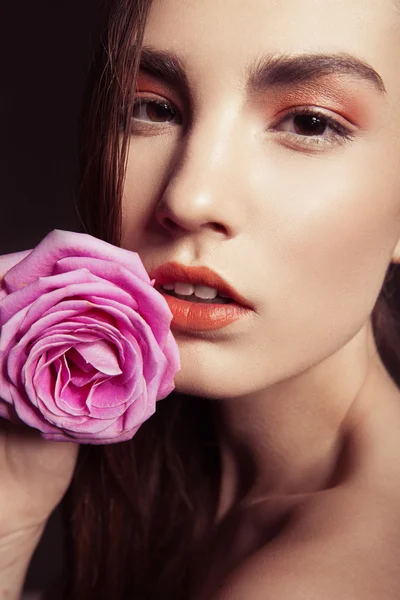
[149,261,253,308]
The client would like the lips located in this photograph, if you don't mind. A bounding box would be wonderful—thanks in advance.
[150,262,251,306]
[149,262,253,332]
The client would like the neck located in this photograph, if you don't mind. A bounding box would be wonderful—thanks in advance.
[214,319,393,518]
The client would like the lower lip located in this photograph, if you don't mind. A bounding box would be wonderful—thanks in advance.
[161,293,251,332]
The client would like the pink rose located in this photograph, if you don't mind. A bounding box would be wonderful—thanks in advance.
[0,230,180,444]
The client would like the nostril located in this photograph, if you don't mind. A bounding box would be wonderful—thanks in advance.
[211,222,225,233]
[161,217,226,235]
[163,217,181,232]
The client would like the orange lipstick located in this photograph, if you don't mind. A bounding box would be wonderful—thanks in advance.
[150,262,253,332]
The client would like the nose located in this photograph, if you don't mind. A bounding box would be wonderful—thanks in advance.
[156,111,247,240]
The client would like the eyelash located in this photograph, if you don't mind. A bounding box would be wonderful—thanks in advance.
[271,106,354,148]
[130,97,354,148]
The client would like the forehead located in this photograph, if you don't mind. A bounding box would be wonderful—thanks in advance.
[143,0,400,97]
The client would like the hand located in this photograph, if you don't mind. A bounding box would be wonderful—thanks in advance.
[0,419,78,542]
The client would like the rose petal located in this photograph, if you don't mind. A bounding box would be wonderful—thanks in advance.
[54,256,172,344]
[3,230,151,292]
[0,250,32,300]
[74,340,122,376]
[0,268,135,327]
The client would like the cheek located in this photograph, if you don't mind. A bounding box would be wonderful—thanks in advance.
[253,141,400,360]
[287,152,400,287]
[122,137,177,246]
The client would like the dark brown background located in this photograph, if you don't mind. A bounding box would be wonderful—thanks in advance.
[1,0,107,594]
[0,0,106,253]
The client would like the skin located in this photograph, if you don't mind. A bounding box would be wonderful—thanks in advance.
[122,0,400,596]
[0,422,78,599]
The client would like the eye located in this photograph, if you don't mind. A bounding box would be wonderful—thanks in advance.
[132,98,181,124]
[272,107,354,147]
[280,113,329,136]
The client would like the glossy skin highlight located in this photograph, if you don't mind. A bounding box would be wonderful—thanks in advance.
[122,0,400,596]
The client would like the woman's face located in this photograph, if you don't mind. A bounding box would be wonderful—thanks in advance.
[122,0,400,399]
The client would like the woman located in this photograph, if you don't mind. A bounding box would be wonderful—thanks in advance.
[3,0,400,598]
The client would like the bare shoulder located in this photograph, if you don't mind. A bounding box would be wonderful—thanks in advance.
[211,482,400,599]
[211,387,400,599]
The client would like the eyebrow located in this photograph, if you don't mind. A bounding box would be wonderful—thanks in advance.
[137,46,386,96]
[138,46,190,93]
[247,52,386,94]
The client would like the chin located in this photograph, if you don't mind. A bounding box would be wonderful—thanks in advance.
[173,377,219,400]
[172,369,254,401]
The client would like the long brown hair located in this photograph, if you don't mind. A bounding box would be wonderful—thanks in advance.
[64,2,219,599]
[63,1,400,598]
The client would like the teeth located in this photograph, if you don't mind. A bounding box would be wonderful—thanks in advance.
[194,285,218,300]
[161,282,221,299]
[174,282,195,296]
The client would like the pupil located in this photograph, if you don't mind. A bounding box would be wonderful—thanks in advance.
[294,115,326,136]
[147,102,175,122]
